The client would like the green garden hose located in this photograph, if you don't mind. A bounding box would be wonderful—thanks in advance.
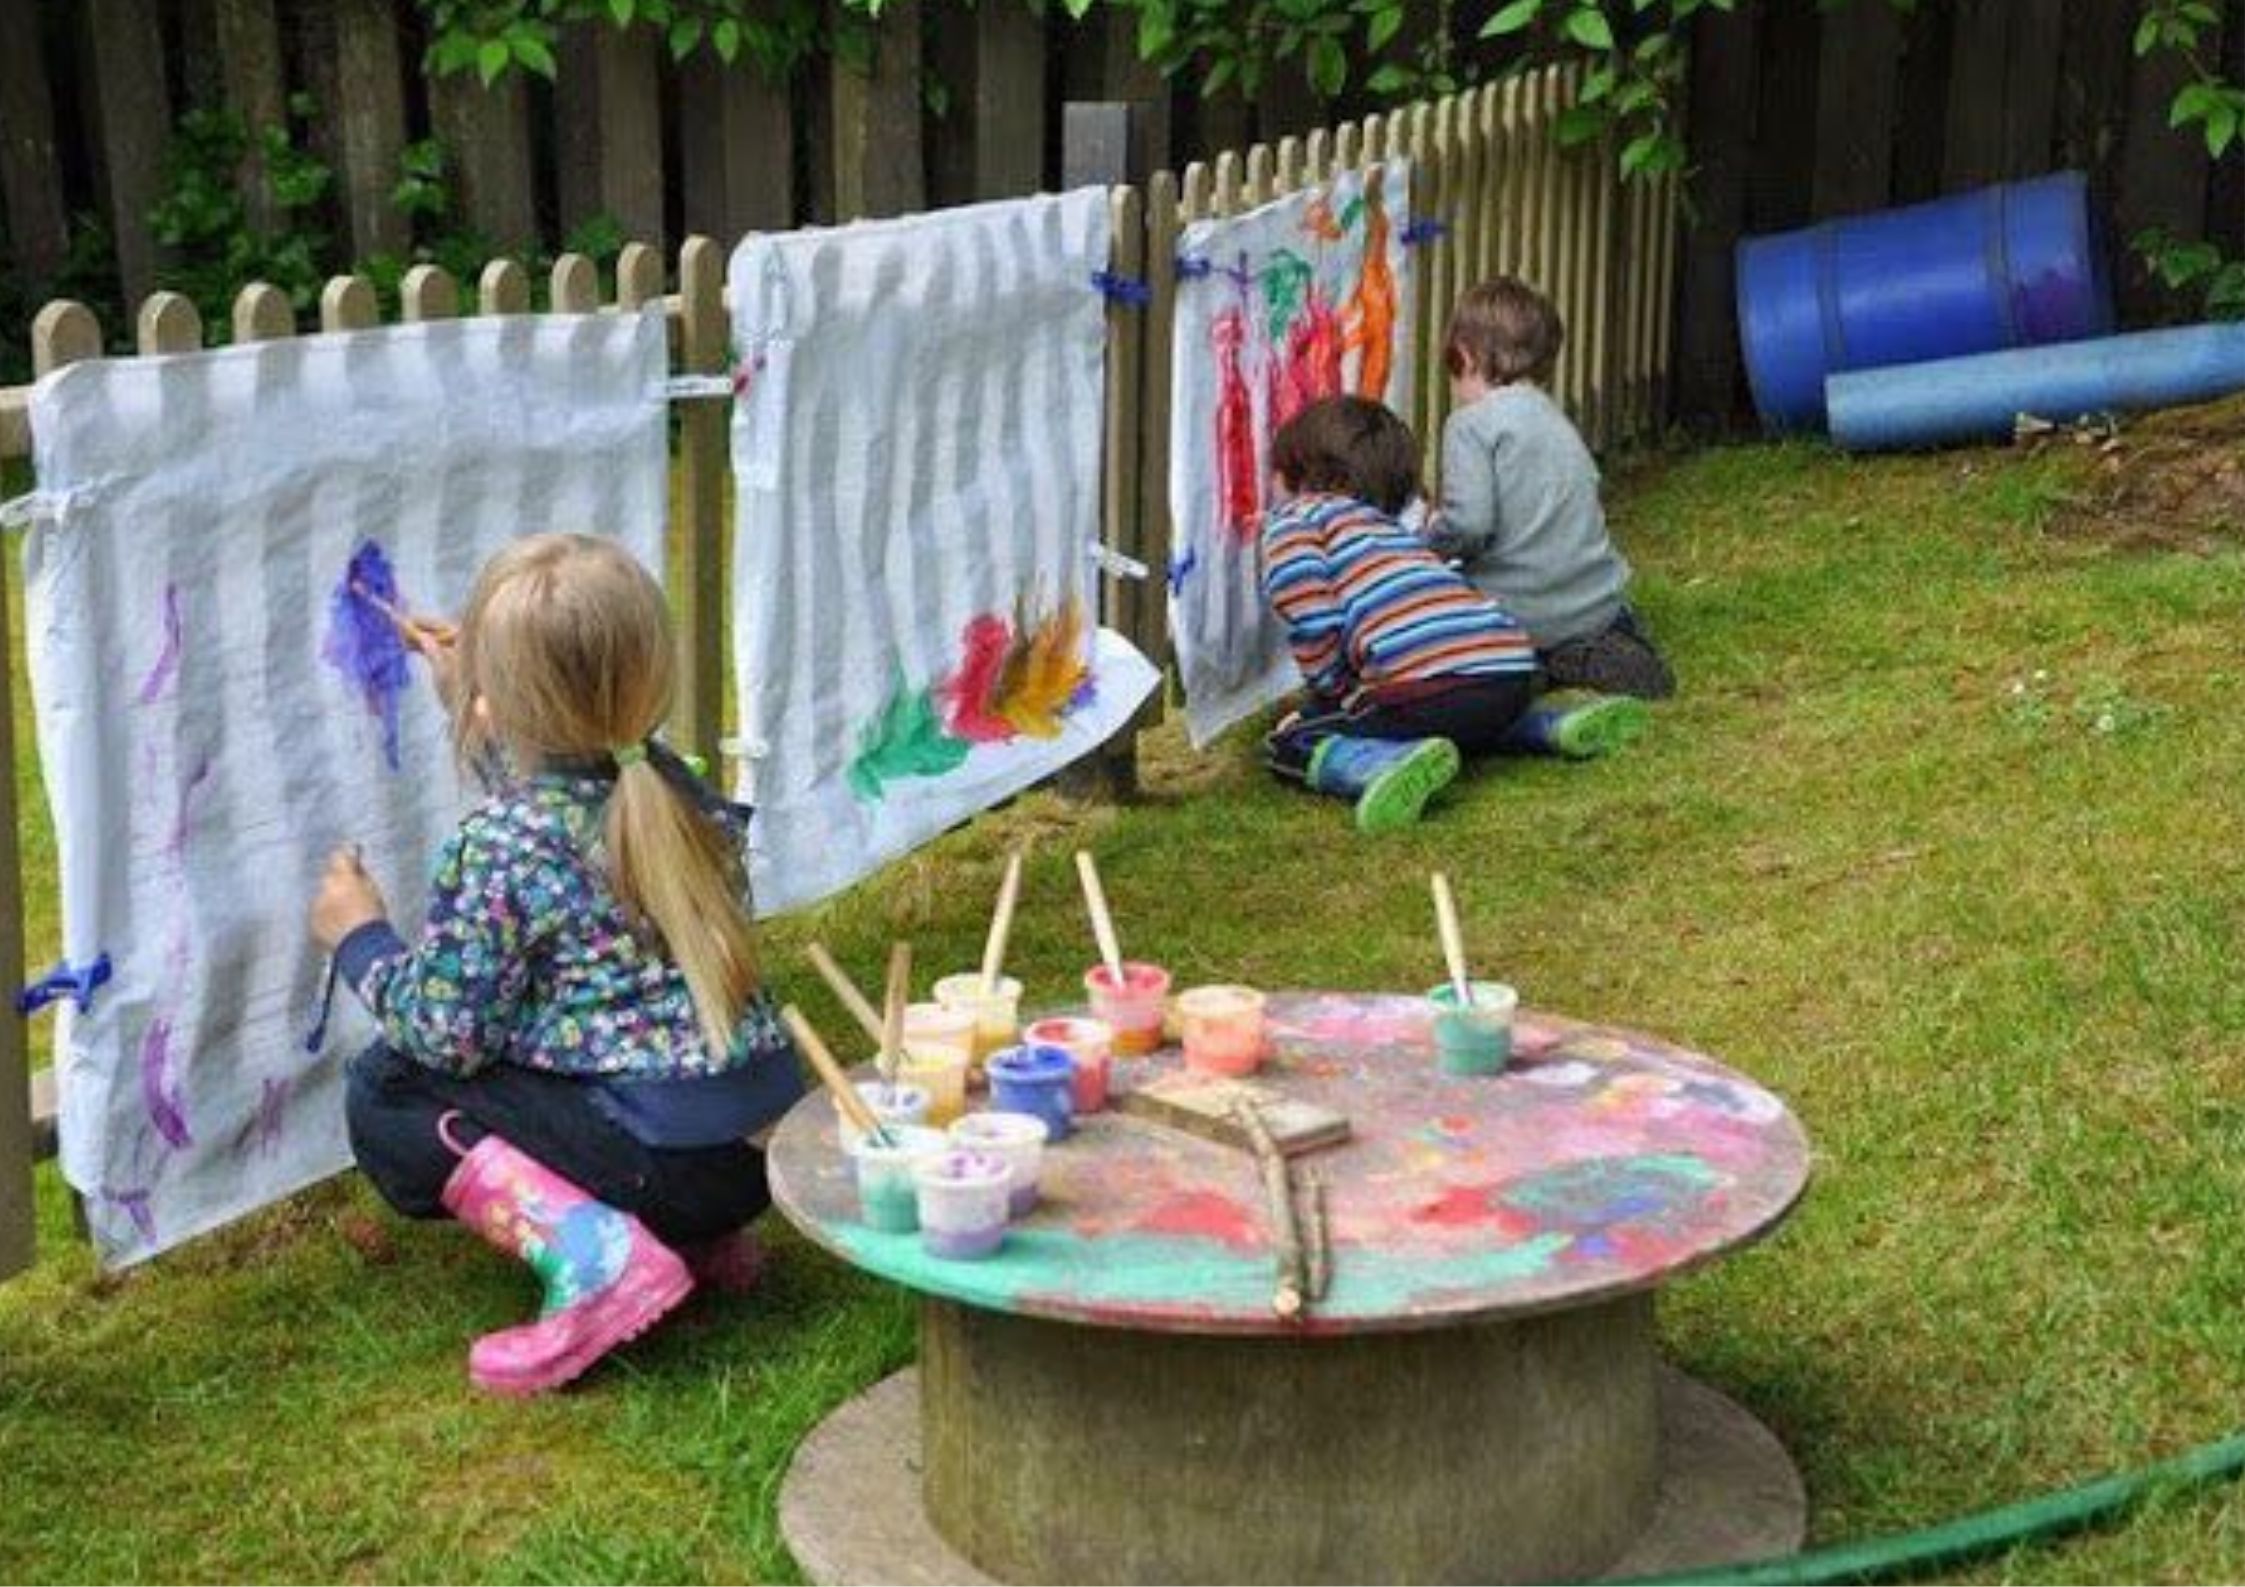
[1619,1429,2245,1585]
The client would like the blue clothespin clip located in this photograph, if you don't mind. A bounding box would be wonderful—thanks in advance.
[16,952,112,1017]
[1091,270,1153,308]
[1400,217,1450,247]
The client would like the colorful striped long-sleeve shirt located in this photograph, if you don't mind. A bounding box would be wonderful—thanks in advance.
[1261,492,1535,709]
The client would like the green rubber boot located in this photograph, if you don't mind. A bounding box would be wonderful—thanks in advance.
[1505,690,1651,760]
[1305,736,1463,834]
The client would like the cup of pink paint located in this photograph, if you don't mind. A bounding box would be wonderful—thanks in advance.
[913,1149,1013,1260]
[1023,1015,1115,1112]
[1084,962,1172,1056]
[1177,985,1268,1076]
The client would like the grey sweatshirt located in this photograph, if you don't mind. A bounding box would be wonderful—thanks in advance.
[1430,384,1629,646]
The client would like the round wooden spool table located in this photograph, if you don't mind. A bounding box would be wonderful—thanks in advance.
[771,992,1812,1585]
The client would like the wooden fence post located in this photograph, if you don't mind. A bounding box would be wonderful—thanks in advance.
[332,0,410,262]
[430,73,538,255]
[679,56,796,242]
[212,0,287,234]
[1674,0,1760,429]
[676,237,727,771]
[830,0,926,219]
[0,0,69,279]
[1140,167,1181,674]
[3,302,103,1281]
[84,0,173,305]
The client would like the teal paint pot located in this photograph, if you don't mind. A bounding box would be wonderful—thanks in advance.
[1426,982,1518,1076]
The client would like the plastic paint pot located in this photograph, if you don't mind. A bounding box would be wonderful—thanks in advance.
[984,1043,1077,1141]
[932,973,1024,1067]
[1177,985,1268,1076]
[1024,1015,1115,1113]
[845,1124,945,1233]
[913,1149,1012,1260]
[1084,961,1172,1055]
[948,1110,1050,1217]
[897,1041,971,1128]
[903,1001,979,1067]
[1426,982,1518,1076]
[835,1079,931,1149]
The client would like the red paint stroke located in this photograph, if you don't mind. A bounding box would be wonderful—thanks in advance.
[1135,1189,1265,1249]
[1409,1183,1536,1237]
[1267,290,1345,434]
[136,584,183,705]
[140,1016,191,1150]
[1342,175,1398,399]
[1212,306,1262,545]
[938,613,1018,743]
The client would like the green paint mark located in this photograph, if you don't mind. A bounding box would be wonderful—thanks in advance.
[1338,196,1365,233]
[1500,1154,1720,1231]
[847,676,971,802]
[1259,249,1315,342]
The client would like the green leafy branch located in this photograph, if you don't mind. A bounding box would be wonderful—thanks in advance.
[417,0,823,85]
[2132,0,2245,318]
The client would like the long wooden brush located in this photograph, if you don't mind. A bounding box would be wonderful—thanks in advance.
[879,941,911,1091]
[782,1004,891,1147]
[980,849,1025,993]
[805,942,885,1045]
[1431,871,1472,1007]
[1075,850,1126,981]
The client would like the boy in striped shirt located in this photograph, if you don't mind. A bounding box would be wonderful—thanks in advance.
[1261,396,1539,832]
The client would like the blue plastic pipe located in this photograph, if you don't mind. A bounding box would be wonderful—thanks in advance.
[1737,172,2112,431]
[1826,322,2245,452]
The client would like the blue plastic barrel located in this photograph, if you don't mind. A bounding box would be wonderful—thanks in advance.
[1737,171,2113,431]
[1828,323,2245,452]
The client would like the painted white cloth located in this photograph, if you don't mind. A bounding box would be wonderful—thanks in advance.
[20,314,670,1266]
[1167,160,1416,746]
[729,192,1159,913]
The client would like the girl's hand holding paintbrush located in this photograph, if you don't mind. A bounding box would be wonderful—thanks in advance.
[309,844,389,950]
[356,581,463,708]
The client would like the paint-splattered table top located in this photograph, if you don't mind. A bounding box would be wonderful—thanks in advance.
[768,992,1810,1336]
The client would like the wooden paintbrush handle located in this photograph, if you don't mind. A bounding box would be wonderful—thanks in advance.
[806,942,886,1044]
[781,1004,883,1137]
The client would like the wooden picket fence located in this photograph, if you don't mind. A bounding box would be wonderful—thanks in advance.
[0,62,1675,1281]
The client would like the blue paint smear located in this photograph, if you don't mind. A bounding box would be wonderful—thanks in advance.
[322,541,412,771]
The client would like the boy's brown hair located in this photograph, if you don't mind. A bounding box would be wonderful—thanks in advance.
[1269,396,1422,516]
[1444,277,1564,386]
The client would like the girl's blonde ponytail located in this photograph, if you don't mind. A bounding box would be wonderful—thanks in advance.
[458,533,760,1061]
[604,756,760,1060]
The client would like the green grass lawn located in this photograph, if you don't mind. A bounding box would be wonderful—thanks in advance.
[7,438,2245,1581]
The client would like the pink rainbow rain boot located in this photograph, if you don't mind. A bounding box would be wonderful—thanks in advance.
[440,1133,693,1396]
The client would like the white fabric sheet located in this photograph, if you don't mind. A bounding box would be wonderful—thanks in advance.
[729,192,1159,914]
[1166,160,1416,745]
[21,314,670,1266]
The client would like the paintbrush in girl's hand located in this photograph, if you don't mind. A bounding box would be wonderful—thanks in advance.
[350,579,407,627]
[304,844,364,1054]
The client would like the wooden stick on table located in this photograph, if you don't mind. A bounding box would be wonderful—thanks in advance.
[1233,1097,1306,1321]
[1302,1175,1331,1302]
[805,942,885,1045]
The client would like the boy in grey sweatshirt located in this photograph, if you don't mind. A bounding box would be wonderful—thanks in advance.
[1428,279,1675,699]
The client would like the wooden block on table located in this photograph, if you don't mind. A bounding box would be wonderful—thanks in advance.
[1117,1072,1349,1156]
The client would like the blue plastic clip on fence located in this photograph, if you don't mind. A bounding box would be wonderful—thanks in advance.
[1174,255,1216,282]
[1091,270,1153,308]
[1400,218,1450,247]
[16,952,113,1018]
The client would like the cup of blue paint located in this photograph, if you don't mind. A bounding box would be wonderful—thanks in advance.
[1426,982,1518,1076]
[835,1079,932,1149]
[985,1044,1077,1141]
[913,1149,1013,1260]
[845,1124,945,1234]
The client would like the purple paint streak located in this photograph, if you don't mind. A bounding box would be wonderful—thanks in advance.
[136,584,183,705]
[234,1076,291,1157]
[322,541,412,771]
[105,1188,157,1244]
[165,754,212,858]
[140,1016,192,1150]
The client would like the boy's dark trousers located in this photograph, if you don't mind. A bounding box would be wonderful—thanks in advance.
[1265,674,1536,780]
[346,1044,771,1248]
